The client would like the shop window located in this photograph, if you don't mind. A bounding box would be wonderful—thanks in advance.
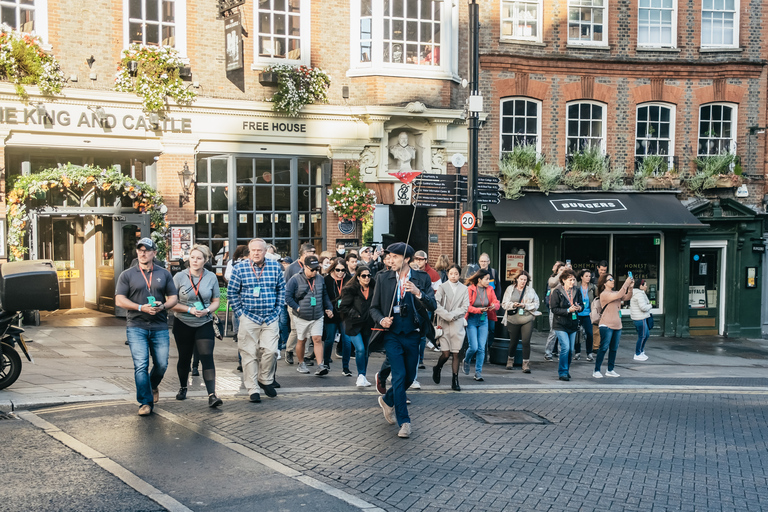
[560,234,610,275]
[349,0,456,79]
[255,0,309,66]
[501,0,542,42]
[566,101,605,155]
[638,0,676,47]
[567,0,605,45]
[613,234,661,307]
[124,0,186,55]
[635,103,675,169]
[500,98,541,156]
[698,103,736,156]
[701,0,738,48]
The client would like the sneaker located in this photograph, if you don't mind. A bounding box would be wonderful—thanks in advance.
[378,396,395,424]
[342,368,353,377]
[175,387,187,400]
[304,357,315,367]
[418,363,426,370]
[285,352,294,365]
[191,368,200,377]
[634,353,648,361]
[398,422,411,438]
[272,380,281,388]
[586,353,594,362]
[249,392,261,403]
[356,374,370,387]
[297,362,310,374]
[138,405,151,416]
[152,388,159,404]
[375,372,386,394]
[463,359,470,375]
[558,375,570,381]
[406,396,411,405]
[592,371,603,379]
[544,354,553,361]
[208,394,223,408]
[258,381,277,398]
[574,353,581,361]
[276,352,282,360]
[410,380,421,390]
[426,341,435,349]
[315,364,329,376]
[433,346,441,352]
[473,373,484,382]
[605,370,620,377]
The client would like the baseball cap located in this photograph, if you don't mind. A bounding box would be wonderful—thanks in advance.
[137,237,157,251]
[360,246,372,253]
[414,250,428,259]
[304,255,321,270]
[279,257,294,264]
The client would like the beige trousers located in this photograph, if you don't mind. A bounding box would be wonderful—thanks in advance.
[238,315,279,394]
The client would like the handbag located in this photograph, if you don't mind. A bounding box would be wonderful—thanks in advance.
[211,314,224,340]
[590,297,602,325]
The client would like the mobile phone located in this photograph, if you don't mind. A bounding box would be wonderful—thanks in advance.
[566,259,571,267]
[627,271,633,279]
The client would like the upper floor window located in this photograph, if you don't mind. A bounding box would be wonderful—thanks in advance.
[635,104,675,168]
[567,0,605,45]
[566,101,605,154]
[257,0,303,62]
[124,0,186,55]
[501,98,541,157]
[501,0,542,43]
[701,0,738,48]
[638,0,676,47]
[1,0,35,33]
[350,0,457,80]
[698,103,736,155]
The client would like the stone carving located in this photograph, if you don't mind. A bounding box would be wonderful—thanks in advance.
[359,146,378,178]
[431,147,446,172]
[406,101,426,113]
[389,131,417,171]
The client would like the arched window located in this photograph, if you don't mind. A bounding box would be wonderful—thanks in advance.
[500,98,541,157]
[566,101,606,155]
[635,103,675,170]
[698,103,736,156]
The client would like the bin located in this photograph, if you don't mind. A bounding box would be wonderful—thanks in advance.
[0,260,60,312]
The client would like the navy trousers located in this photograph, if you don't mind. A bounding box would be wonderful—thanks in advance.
[382,330,420,426]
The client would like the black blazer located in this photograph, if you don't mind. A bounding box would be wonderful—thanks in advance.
[370,269,437,330]
[339,281,375,336]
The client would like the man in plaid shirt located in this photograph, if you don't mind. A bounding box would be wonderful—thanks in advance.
[228,238,285,403]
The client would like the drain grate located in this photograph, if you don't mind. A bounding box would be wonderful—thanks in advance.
[0,411,18,420]
[460,409,549,425]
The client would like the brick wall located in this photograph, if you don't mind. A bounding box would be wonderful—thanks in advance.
[157,154,195,225]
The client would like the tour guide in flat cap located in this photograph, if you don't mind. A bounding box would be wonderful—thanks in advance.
[370,242,436,438]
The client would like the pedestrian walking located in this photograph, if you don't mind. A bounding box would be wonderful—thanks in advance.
[549,268,584,381]
[170,244,222,407]
[544,261,566,360]
[227,238,284,402]
[478,253,499,361]
[575,269,598,361]
[286,255,334,376]
[339,265,376,387]
[431,264,469,391]
[115,237,178,416]
[630,279,653,361]
[370,242,436,439]
[593,273,634,378]
[463,269,500,382]
[500,269,540,373]
[284,243,317,365]
[433,254,451,283]
[324,257,347,370]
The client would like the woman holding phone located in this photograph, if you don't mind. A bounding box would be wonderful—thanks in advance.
[593,272,634,378]
[171,244,222,407]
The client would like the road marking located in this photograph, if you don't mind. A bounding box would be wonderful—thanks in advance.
[154,407,386,511]
[17,410,194,512]
[34,400,130,414]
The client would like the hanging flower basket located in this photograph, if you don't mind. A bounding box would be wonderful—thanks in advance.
[114,44,196,112]
[0,25,64,99]
[6,164,169,261]
[265,64,331,117]
[327,162,377,223]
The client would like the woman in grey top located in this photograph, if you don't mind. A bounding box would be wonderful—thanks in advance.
[170,245,222,407]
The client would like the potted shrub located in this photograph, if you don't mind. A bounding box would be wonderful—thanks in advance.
[264,64,331,117]
[499,143,562,199]
[327,162,377,222]
[633,155,680,191]
[563,144,616,189]
[0,27,64,99]
[687,152,741,195]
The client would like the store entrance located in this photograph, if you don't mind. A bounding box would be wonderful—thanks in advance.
[37,216,85,309]
[688,246,724,335]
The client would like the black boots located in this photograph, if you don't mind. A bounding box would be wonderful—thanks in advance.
[432,365,442,384]
[451,373,461,391]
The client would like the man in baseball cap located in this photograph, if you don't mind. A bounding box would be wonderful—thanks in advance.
[137,237,157,251]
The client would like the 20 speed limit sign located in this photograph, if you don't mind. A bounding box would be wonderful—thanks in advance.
[460,211,476,231]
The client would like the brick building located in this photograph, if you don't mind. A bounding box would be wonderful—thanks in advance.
[476,0,768,342]
[0,0,469,313]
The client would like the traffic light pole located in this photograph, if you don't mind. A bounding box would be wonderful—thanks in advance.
[466,0,480,269]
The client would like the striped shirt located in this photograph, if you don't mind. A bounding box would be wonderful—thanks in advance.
[227,258,285,325]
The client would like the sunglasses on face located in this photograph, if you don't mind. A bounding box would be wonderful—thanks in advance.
[359,274,371,279]
[308,268,319,272]
[607,277,614,281]
[335,268,345,272]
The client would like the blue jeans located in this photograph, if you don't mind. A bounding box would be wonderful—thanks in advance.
[382,331,420,426]
[465,314,488,374]
[278,305,290,351]
[634,316,653,355]
[575,315,593,354]
[595,327,621,372]
[324,321,344,366]
[555,330,576,377]
[127,327,170,407]
[346,330,370,376]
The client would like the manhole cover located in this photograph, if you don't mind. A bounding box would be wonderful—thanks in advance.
[0,411,18,420]
[460,409,549,425]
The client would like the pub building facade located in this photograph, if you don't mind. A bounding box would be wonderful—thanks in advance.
[475,0,768,340]
[0,0,468,314]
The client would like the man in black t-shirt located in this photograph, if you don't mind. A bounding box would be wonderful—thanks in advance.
[115,238,178,417]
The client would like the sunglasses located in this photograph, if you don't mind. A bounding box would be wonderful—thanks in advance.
[359,274,371,279]
[607,277,614,281]
[308,267,319,272]
[335,268,346,272]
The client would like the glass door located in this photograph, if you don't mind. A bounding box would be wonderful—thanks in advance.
[688,248,721,335]
[112,214,151,317]
[37,216,85,309]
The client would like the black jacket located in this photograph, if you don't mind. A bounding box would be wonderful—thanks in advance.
[549,284,584,333]
[370,269,437,330]
[324,274,346,324]
[339,281,375,336]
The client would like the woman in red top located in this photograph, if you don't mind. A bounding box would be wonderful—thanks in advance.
[463,269,500,381]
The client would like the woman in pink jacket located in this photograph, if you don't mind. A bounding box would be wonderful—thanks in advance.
[463,269,500,382]
[593,273,634,378]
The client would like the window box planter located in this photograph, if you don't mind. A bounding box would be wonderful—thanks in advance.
[258,71,278,86]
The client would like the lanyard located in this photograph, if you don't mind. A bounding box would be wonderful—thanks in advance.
[307,275,316,295]
[251,261,265,281]
[397,271,410,301]
[188,271,203,298]
[140,266,153,293]
[334,278,343,299]
[564,287,575,306]
[475,286,488,307]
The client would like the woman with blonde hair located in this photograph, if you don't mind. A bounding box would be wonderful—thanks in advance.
[433,254,451,282]
[170,244,223,407]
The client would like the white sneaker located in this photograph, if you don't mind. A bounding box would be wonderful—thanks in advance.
[605,370,620,377]
[633,353,648,361]
[356,374,372,387]
[426,341,435,349]
[592,371,603,379]
[277,351,282,360]
[398,422,411,438]
[410,380,421,390]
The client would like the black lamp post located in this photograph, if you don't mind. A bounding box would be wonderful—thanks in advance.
[466,0,481,270]
[178,162,195,207]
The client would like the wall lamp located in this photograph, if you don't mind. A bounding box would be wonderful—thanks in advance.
[178,161,195,207]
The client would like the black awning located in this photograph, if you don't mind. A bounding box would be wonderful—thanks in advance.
[487,192,706,229]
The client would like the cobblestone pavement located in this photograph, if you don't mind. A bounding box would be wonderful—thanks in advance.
[155,386,768,512]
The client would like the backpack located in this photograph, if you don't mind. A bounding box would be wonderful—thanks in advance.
[590,297,602,325]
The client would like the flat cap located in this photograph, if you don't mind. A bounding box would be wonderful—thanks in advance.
[385,242,415,259]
